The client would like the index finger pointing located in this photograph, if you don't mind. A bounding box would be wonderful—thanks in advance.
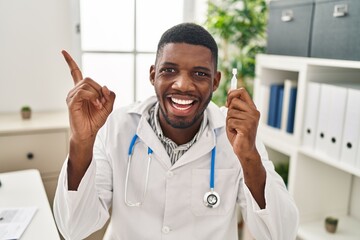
[62,50,83,84]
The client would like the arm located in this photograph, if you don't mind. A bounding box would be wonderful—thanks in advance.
[53,51,116,239]
[226,87,266,208]
[226,88,299,239]
[54,136,113,240]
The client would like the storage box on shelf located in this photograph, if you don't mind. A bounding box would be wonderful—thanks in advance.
[311,0,360,61]
[254,54,360,240]
[266,0,315,57]
[0,111,69,206]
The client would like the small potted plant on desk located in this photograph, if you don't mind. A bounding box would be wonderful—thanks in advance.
[21,105,32,120]
[325,216,338,234]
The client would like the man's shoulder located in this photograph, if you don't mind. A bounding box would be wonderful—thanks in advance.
[110,96,157,117]
[105,97,157,127]
[207,101,226,130]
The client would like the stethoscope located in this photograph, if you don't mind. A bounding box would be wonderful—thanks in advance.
[124,134,220,208]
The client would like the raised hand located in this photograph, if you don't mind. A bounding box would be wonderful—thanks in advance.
[225,88,259,161]
[225,88,266,208]
[62,50,116,143]
[62,50,116,190]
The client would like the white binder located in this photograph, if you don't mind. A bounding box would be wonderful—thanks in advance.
[315,84,347,158]
[340,88,360,167]
[357,139,360,169]
[302,82,321,149]
[259,84,270,125]
[325,85,347,160]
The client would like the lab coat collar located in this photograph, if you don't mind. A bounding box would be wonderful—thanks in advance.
[128,97,172,169]
[127,96,226,170]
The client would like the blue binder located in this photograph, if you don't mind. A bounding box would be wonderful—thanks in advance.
[267,84,284,128]
[286,87,297,133]
[275,87,284,128]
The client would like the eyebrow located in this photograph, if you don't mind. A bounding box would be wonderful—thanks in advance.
[159,62,178,67]
[159,62,211,72]
[193,66,211,73]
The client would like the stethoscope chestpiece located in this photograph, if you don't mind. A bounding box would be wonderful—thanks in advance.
[203,190,220,208]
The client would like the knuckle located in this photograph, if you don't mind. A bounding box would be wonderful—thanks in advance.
[253,109,260,117]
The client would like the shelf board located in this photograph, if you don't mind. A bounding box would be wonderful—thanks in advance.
[258,125,297,155]
[0,111,69,134]
[298,216,360,240]
[299,147,360,178]
[257,54,360,70]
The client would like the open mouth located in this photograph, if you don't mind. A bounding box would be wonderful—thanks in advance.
[169,97,196,112]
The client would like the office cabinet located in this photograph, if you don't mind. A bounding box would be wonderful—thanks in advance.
[254,54,360,239]
[0,111,69,206]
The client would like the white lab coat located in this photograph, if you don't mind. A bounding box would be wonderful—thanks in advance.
[53,96,299,240]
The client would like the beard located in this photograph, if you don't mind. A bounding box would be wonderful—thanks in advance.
[158,93,212,129]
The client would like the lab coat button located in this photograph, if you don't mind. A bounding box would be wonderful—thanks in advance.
[166,171,174,178]
[162,226,171,233]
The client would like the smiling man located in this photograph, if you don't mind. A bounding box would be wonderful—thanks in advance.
[54,23,299,240]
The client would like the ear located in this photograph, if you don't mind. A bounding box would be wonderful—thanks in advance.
[212,71,221,92]
[149,65,155,86]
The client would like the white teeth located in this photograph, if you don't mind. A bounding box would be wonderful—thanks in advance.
[173,104,192,111]
[171,98,194,105]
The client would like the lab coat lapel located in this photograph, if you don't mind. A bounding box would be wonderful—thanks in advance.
[172,126,216,169]
[127,96,172,169]
[136,114,172,169]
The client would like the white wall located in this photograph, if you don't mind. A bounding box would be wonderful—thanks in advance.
[0,0,78,113]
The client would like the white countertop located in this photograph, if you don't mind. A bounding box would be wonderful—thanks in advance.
[0,169,60,239]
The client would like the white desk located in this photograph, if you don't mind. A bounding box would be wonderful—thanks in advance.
[0,169,60,239]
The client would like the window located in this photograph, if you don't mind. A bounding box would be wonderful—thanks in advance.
[79,0,202,108]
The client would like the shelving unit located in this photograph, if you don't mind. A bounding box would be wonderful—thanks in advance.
[254,54,360,240]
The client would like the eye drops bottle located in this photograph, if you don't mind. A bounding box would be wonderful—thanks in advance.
[230,68,238,90]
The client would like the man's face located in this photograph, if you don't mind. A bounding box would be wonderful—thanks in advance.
[150,43,220,129]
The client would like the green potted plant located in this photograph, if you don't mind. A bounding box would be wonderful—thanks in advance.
[325,217,338,233]
[205,0,268,106]
[21,105,32,120]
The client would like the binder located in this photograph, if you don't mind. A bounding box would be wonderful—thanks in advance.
[325,85,347,160]
[340,88,360,166]
[315,84,347,159]
[302,82,321,149]
[275,86,284,129]
[267,84,284,128]
[287,87,297,133]
[281,80,298,133]
[260,85,270,125]
[357,139,360,169]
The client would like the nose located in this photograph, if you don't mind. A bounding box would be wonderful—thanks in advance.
[172,73,195,92]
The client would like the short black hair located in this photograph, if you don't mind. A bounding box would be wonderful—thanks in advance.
[156,23,218,69]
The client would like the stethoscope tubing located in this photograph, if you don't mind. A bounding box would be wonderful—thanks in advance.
[125,134,153,207]
[210,147,216,190]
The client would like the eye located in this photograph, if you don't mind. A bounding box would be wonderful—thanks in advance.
[195,71,209,77]
[160,68,175,73]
